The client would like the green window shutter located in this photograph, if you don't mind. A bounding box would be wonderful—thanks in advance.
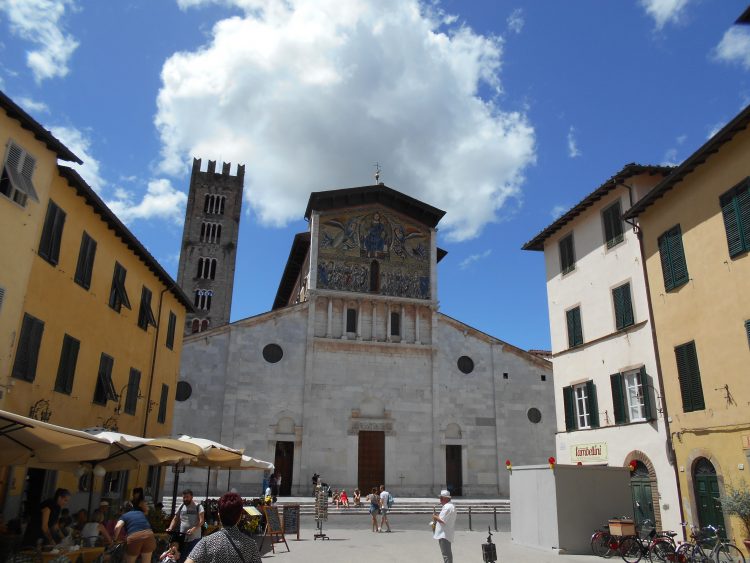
[610,373,626,424]
[745,320,750,348]
[38,201,66,265]
[124,369,141,415]
[74,232,97,290]
[586,380,599,428]
[157,384,169,423]
[603,201,624,248]
[166,312,177,350]
[613,286,625,329]
[563,386,576,431]
[54,334,80,394]
[639,367,654,421]
[721,191,745,257]
[567,307,583,347]
[667,226,689,288]
[620,283,634,328]
[675,341,705,412]
[560,234,575,274]
[658,232,674,291]
[737,183,750,252]
[12,314,45,382]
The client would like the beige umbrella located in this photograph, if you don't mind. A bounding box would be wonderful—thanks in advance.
[210,454,274,471]
[0,409,112,467]
[172,435,244,466]
[80,430,202,471]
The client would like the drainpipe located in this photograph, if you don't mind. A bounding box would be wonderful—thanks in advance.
[142,286,168,437]
[620,181,687,539]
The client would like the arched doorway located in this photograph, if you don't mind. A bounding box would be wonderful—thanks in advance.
[693,458,725,535]
[630,461,654,528]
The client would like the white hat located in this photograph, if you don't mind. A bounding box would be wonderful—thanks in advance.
[439,489,451,498]
[99,500,110,506]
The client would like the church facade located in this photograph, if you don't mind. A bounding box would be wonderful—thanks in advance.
[171,182,555,497]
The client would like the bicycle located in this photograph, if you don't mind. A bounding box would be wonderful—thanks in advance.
[619,519,677,563]
[591,526,622,558]
[673,524,745,563]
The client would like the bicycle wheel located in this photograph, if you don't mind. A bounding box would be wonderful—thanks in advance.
[674,543,695,563]
[650,538,676,562]
[620,536,645,563]
[592,531,614,557]
[715,543,746,563]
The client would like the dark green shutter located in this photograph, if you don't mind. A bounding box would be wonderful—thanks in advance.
[54,334,80,394]
[125,369,141,415]
[586,380,599,428]
[675,341,705,412]
[667,226,689,288]
[74,232,97,289]
[560,234,575,274]
[38,201,66,265]
[639,367,654,421]
[563,386,575,431]
[613,283,634,329]
[166,312,176,350]
[738,184,750,252]
[610,373,626,424]
[567,307,583,347]
[157,384,169,423]
[745,320,750,347]
[12,314,45,382]
[721,190,745,257]
[604,201,624,248]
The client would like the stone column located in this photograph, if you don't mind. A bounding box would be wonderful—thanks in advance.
[401,304,406,344]
[386,303,392,342]
[356,300,362,340]
[371,301,377,341]
[415,305,421,344]
[341,300,347,340]
[326,297,332,338]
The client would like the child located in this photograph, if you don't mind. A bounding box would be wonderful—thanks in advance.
[340,490,349,508]
[353,488,361,507]
[160,541,181,562]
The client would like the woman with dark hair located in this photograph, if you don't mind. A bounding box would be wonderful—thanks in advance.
[113,492,156,562]
[186,492,261,563]
[22,488,71,547]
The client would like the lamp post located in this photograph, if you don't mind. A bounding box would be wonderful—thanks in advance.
[482,526,498,562]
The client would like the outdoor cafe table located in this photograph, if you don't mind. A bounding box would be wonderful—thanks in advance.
[18,545,104,562]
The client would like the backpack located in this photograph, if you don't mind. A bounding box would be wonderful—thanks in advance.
[387,493,394,509]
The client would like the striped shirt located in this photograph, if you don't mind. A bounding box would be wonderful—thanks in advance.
[187,526,262,563]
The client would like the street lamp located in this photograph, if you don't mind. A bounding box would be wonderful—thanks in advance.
[482,526,497,562]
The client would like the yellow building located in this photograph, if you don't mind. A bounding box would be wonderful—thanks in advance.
[625,104,750,546]
[0,92,193,517]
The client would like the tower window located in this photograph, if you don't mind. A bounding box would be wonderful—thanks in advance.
[197,257,217,280]
[390,312,400,336]
[346,308,357,333]
[194,289,213,310]
[200,222,222,244]
[203,194,227,215]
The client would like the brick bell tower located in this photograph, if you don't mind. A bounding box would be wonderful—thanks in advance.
[176,158,244,335]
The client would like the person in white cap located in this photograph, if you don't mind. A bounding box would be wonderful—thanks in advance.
[432,489,456,563]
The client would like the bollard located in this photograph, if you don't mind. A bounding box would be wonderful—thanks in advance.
[493,506,497,531]
[482,526,498,562]
[469,505,472,531]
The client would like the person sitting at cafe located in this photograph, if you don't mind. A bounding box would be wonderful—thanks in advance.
[80,509,113,547]
[22,488,71,547]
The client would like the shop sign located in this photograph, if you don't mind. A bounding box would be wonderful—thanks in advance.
[571,441,608,463]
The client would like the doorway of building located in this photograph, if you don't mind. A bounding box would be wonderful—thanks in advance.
[358,431,384,493]
[446,445,462,497]
[21,469,56,519]
[274,441,294,496]
[630,461,654,529]
[693,457,725,536]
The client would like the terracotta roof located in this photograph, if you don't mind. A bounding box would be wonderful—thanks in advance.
[0,90,81,163]
[624,104,750,220]
[57,166,194,312]
[305,184,446,228]
[522,164,673,251]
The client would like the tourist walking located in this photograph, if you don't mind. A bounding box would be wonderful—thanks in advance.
[367,487,380,532]
[378,485,392,532]
[167,489,205,562]
[432,490,456,563]
[185,492,261,563]
[113,493,157,563]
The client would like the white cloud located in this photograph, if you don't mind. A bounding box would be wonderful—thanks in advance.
[106,179,187,225]
[49,125,105,191]
[707,120,726,139]
[506,8,524,34]
[459,249,491,269]
[639,0,690,29]
[662,147,679,166]
[0,0,79,82]
[18,96,48,113]
[550,204,568,220]
[714,27,750,70]
[156,0,535,242]
[567,126,581,158]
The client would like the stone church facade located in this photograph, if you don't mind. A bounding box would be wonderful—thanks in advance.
[171,183,555,497]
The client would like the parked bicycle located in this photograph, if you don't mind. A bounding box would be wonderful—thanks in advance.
[671,524,745,563]
[592,524,626,558]
[619,520,677,563]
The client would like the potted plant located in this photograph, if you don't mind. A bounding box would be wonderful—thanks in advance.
[719,481,750,551]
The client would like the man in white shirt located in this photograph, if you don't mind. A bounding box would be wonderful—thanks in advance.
[378,485,392,532]
[432,489,456,563]
[167,489,205,562]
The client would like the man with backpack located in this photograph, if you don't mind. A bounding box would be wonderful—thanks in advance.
[167,489,205,562]
[378,485,392,532]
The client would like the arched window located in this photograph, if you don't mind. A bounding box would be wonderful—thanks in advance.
[196,257,204,279]
[194,289,213,310]
[209,258,217,280]
[203,194,211,214]
[218,196,226,215]
[196,257,217,279]
[370,260,380,292]
[200,319,209,332]
[191,319,200,334]
[216,224,222,243]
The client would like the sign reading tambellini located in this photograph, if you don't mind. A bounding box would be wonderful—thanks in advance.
[571,442,608,463]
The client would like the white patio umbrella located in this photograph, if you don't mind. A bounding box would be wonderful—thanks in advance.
[0,409,112,467]
[80,430,203,471]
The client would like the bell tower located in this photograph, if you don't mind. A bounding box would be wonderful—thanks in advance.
[176,158,244,335]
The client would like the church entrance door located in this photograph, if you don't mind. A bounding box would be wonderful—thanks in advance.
[274,441,294,496]
[358,431,384,493]
[446,445,462,497]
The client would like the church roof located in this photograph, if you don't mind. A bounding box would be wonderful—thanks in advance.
[304,184,446,228]
[273,232,310,310]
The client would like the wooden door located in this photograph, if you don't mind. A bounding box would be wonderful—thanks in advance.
[694,458,724,536]
[446,445,462,497]
[358,431,384,493]
[274,441,294,496]
[631,479,654,528]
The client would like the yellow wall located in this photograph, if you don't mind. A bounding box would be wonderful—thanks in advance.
[638,125,750,545]
[0,112,59,397]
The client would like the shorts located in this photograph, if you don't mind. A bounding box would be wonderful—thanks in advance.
[125,530,157,556]
[380,508,389,515]
[369,505,380,515]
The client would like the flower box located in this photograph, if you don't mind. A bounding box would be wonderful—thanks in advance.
[608,519,635,536]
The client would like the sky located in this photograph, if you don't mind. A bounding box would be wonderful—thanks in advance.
[0,0,748,351]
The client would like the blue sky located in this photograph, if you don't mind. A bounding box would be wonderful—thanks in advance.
[1,0,748,351]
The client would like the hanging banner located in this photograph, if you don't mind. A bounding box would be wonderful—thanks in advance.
[570,442,608,463]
